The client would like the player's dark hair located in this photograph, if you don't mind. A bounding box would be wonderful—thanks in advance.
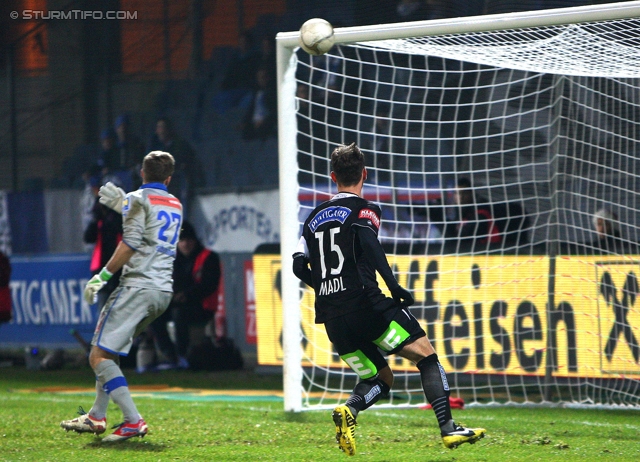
[143,151,175,183]
[331,142,365,186]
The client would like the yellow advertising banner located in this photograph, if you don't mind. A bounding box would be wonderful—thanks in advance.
[254,254,640,379]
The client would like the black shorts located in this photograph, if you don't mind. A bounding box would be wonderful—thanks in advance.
[324,299,426,380]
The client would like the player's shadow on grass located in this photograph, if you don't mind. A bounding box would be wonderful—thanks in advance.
[283,411,312,423]
[86,439,165,452]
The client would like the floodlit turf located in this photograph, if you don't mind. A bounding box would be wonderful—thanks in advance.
[1,368,639,461]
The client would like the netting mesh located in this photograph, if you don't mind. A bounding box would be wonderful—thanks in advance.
[288,15,640,409]
[364,20,640,77]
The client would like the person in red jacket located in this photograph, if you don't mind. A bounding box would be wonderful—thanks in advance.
[144,220,221,370]
[453,177,501,252]
[83,196,123,309]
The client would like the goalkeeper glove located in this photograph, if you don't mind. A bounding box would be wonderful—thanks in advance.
[390,284,414,307]
[99,182,126,214]
[84,267,113,305]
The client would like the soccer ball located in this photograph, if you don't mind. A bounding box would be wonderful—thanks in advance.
[299,18,335,56]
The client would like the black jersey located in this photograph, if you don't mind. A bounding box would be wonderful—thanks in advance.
[299,192,389,323]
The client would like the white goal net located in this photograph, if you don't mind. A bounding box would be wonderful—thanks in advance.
[270,1,640,411]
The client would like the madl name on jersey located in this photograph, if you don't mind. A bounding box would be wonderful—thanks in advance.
[318,276,346,295]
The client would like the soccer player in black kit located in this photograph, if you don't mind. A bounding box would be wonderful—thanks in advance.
[293,143,485,456]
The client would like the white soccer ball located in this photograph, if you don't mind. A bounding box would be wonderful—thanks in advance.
[299,18,335,56]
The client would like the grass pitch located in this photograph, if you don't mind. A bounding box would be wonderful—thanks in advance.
[1,367,639,461]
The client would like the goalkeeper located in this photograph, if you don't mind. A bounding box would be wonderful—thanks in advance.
[60,151,182,442]
[293,143,485,455]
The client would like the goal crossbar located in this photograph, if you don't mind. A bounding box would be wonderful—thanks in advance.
[276,1,640,46]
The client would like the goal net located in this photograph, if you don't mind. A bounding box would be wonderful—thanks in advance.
[271,1,640,411]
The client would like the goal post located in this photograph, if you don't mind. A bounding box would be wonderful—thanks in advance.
[275,1,640,412]
[277,50,303,412]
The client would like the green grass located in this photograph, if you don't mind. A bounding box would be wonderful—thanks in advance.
[1,368,639,461]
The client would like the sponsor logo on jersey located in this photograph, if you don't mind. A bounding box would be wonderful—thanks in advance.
[308,206,352,232]
[149,195,182,209]
[358,208,380,228]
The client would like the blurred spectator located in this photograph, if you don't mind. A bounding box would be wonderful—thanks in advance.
[589,208,629,254]
[83,194,123,309]
[258,34,276,78]
[113,114,145,190]
[96,128,120,176]
[379,204,442,247]
[0,250,11,324]
[147,117,204,206]
[452,177,502,251]
[491,200,530,248]
[75,128,128,194]
[65,128,119,189]
[221,31,260,91]
[214,31,261,114]
[86,128,134,192]
[144,221,221,371]
[241,67,278,141]
[425,197,451,247]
